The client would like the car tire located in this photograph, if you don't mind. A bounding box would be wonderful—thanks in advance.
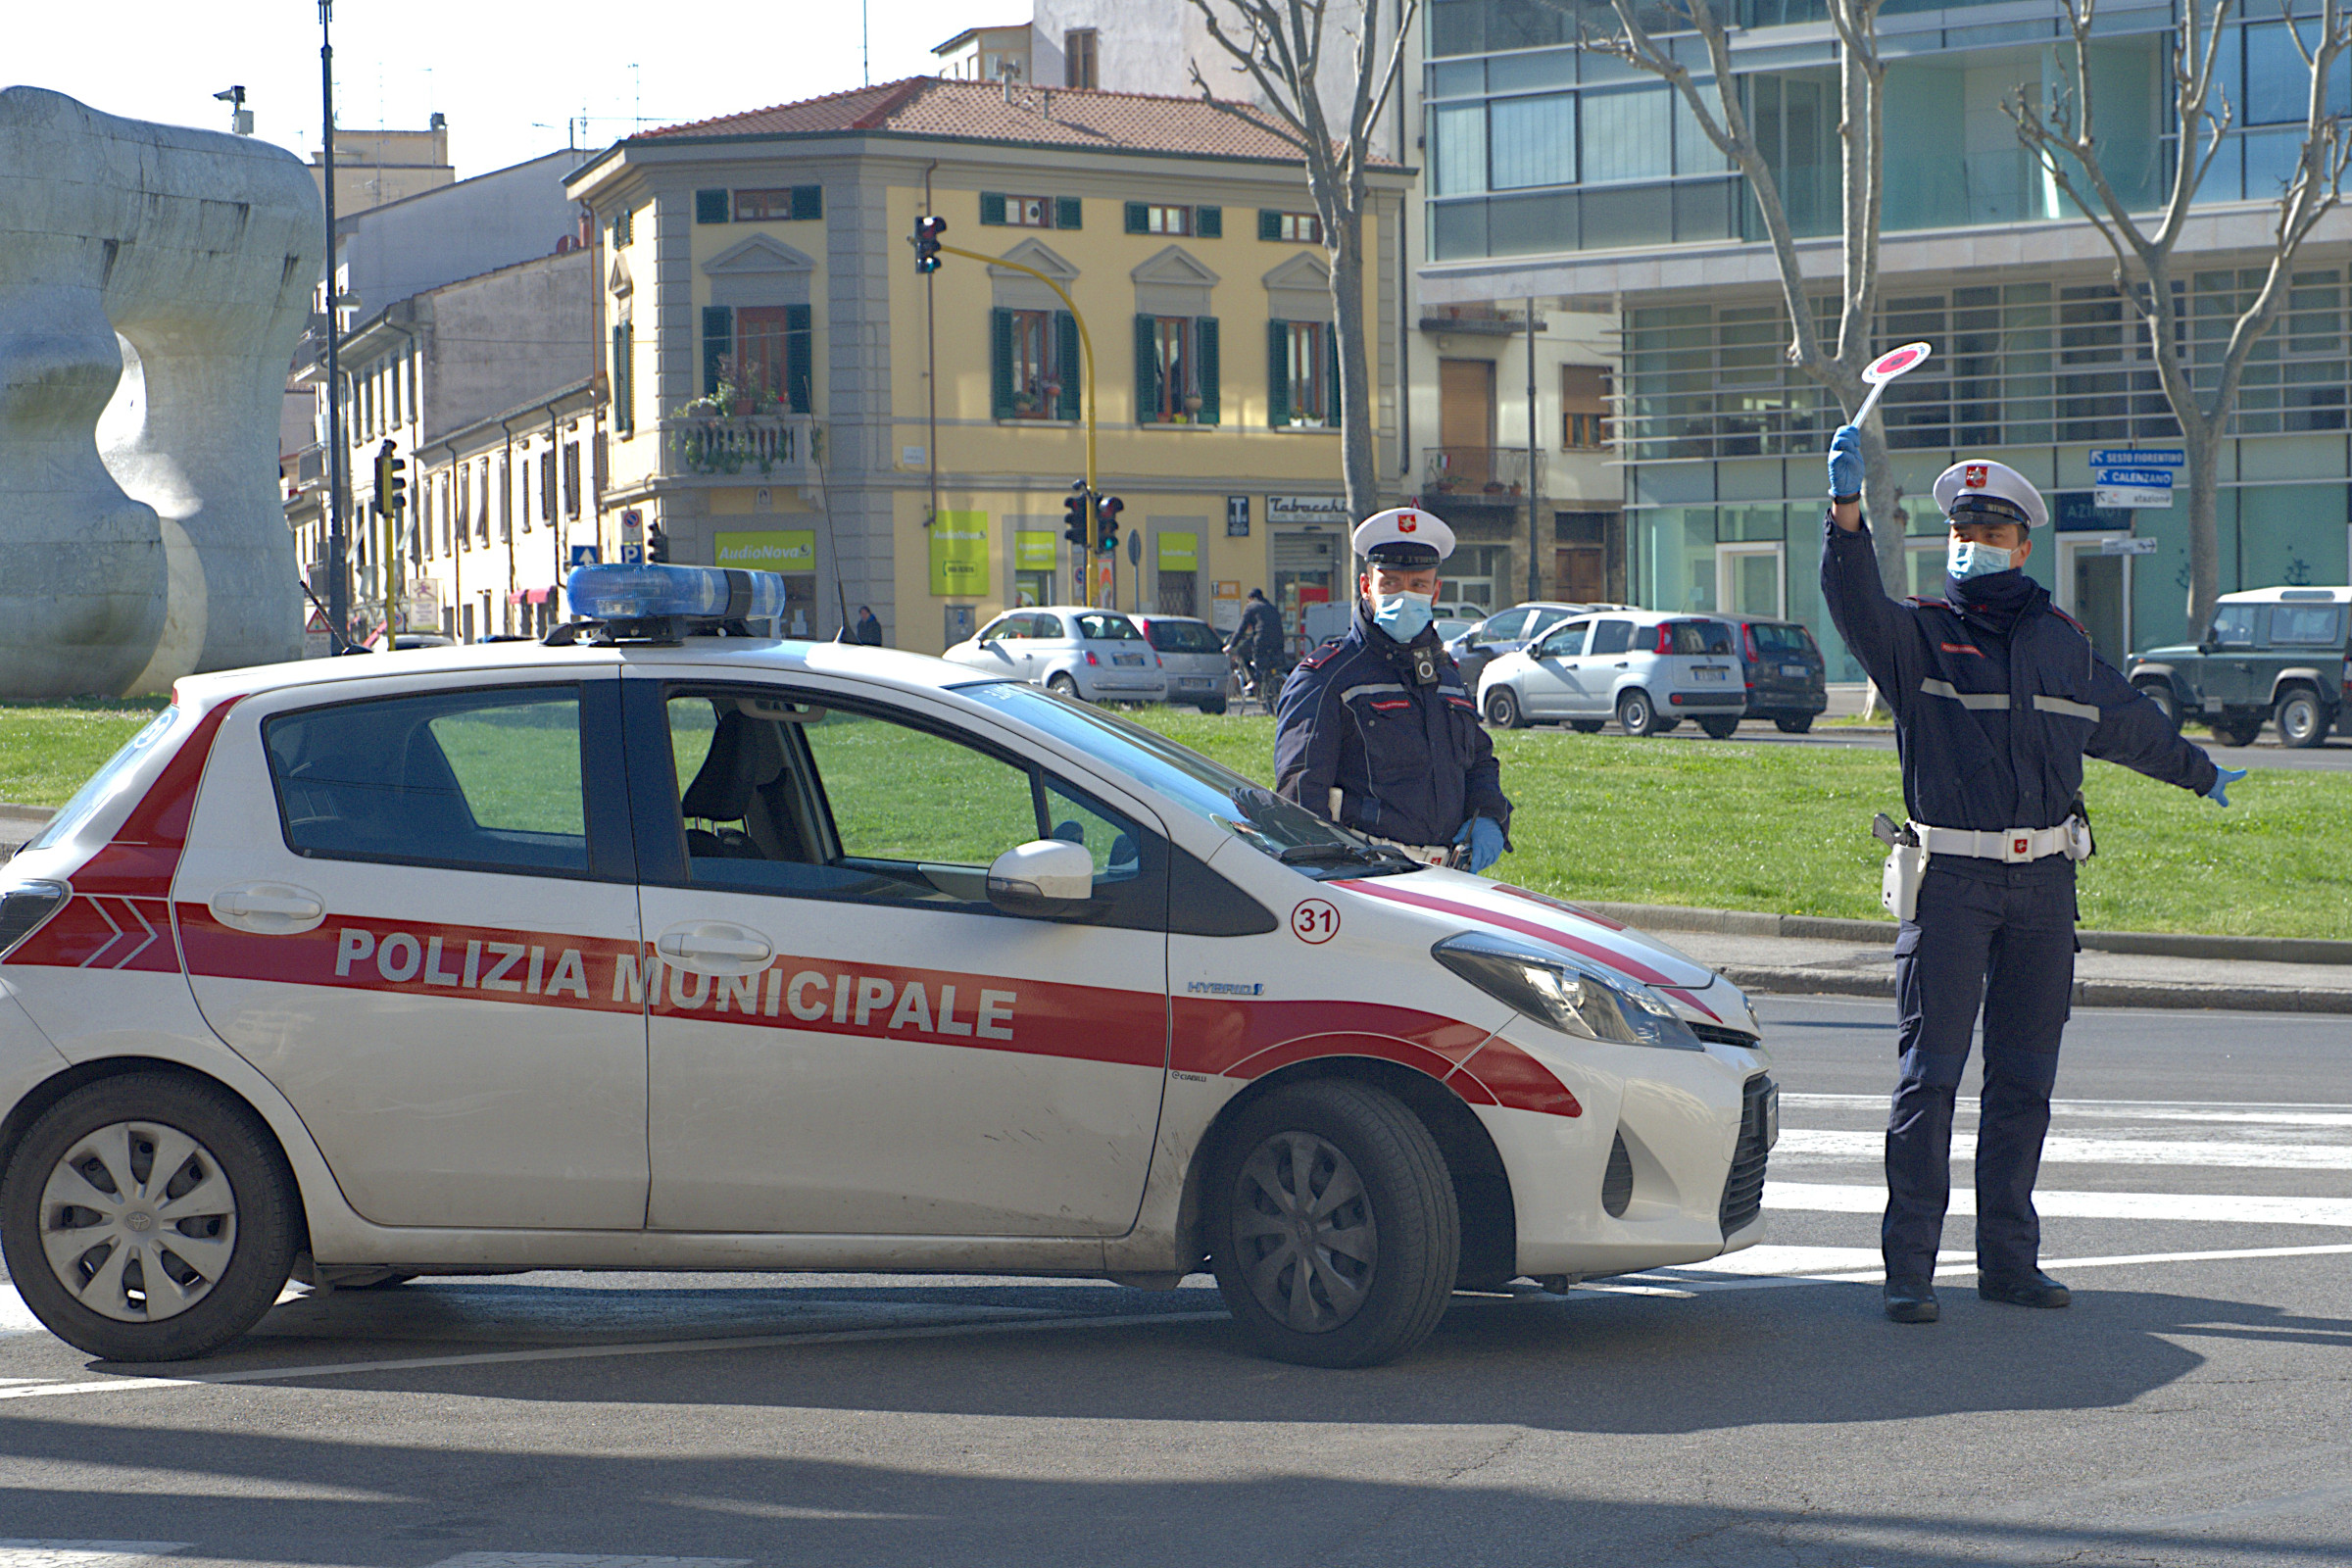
[1047,672,1083,702]
[1698,716,1740,739]
[1198,698,1228,715]
[1484,687,1527,729]
[1774,715,1814,734]
[1569,720,1606,734]
[2211,715,2263,748]
[2276,686,2328,749]
[1208,1080,1460,1369]
[2134,679,2181,732]
[0,1072,300,1362]
[1617,691,1661,736]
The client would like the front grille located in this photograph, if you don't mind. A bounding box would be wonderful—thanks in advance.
[1601,1132,1634,1218]
[1690,1023,1759,1050]
[1719,1073,1774,1237]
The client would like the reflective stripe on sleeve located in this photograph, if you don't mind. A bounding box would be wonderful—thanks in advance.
[1921,678,2010,710]
[2032,693,2102,721]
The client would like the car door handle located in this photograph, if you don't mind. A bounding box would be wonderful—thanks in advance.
[656,923,775,973]
[209,883,326,934]
[1614,662,1629,668]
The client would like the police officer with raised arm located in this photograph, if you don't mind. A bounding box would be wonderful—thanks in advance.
[1274,507,1511,871]
[1820,423,2247,1325]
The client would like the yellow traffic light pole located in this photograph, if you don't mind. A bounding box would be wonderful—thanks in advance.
[934,242,1106,606]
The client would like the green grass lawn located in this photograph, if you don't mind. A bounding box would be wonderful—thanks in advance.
[0,698,171,809]
[1137,710,2352,940]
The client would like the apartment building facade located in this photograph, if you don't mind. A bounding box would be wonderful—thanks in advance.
[567,75,1413,652]
[1418,0,2352,679]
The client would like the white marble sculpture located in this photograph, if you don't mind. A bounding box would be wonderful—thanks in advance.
[0,86,322,697]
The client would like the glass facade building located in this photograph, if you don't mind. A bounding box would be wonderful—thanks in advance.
[1419,0,2352,679]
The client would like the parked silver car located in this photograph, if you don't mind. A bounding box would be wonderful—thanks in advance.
[943,606,1167,702]
[1479,611,1747,737]
[1130,612,1233,712]
[1446,601,1635,691]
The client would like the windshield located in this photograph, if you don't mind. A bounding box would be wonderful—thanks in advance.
[955,682,1417,876]
[1145,619,1223,653]
[1072,612,1142,642]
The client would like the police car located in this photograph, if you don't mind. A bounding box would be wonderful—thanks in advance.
[0,564,1776,1369]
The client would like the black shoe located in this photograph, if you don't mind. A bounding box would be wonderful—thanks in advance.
[1883,1278,1939,1323]
[1979,1270,2072,1308]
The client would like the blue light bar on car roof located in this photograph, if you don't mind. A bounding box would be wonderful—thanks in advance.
[565,564,789,623]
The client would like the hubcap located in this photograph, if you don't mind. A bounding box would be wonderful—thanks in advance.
[39,1120,238,1323]
[2283,698,2316,742]
[1231,1131,1378,1334]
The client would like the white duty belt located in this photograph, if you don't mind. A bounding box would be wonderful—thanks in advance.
[1911,822,2079,863]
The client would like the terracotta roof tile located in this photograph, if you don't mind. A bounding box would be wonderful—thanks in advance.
[642,75,1340,165]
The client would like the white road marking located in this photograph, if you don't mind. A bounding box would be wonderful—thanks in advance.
[0,1547,189,1568]
[0,1289,42,1335]
[1590,1240,2352,1296]
[1773,1129,2352,1169]
[1782,1092,2352,1125]
[1766,1180,2352,1226]
[423,1556,749,1568]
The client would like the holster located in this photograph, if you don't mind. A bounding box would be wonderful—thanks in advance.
[1882,842,1928,922]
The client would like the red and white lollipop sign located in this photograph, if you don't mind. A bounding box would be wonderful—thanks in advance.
[1853,340,1933,425]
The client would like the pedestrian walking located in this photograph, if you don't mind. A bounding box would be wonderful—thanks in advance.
[1819,423,2246,1325]
[1273,508,1510,872]
[854,606,884,647]
[1234,588,1285,705]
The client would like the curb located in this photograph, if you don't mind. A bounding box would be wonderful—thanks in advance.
[1710,963,2352,1015]
[1583,901,2352,967]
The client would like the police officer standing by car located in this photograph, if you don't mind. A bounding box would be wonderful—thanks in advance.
[1821,424,2248,1325]
[1274,507,1511,871]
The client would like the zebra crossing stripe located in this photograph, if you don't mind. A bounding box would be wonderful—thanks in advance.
[421,1556,750,1568]
[1766,1181,2352,1227]
[0,1545,189,1568]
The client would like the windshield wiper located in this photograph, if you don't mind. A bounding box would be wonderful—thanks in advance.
[1277,841,1417,868]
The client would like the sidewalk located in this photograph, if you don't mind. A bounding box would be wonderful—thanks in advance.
[1585,902,2352,1015]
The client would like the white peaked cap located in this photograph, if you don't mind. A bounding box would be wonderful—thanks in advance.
[1933,460,2049,529]
[1350,505,1457,564]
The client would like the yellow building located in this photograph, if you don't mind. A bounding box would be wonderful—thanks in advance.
[566,76,1412,653]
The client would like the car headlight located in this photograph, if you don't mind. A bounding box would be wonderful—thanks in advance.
[1433,930,1703,1051]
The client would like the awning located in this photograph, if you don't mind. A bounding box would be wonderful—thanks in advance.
[522,587,554,605]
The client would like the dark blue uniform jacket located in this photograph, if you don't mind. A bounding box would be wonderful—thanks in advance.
[1821,514,2219,841]
[1274,606,1511,846]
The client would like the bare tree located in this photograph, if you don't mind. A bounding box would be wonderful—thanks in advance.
[1585,0,1908,591]
[2011,0,2352,639]
[1186,0,1417,520]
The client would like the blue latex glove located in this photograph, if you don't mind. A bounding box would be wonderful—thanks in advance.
[2210,765,2248,808]
[1828,424,1863,499]
[1454,815,1505,872]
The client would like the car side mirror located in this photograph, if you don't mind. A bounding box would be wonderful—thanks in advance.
[987,839,1097,918]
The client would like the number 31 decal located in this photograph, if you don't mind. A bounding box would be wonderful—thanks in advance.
[1291,899,1340,944]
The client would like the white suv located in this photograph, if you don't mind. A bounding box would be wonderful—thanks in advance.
[1479,612,1747,736]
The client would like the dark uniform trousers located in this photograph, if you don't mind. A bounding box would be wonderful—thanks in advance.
[1888,860,2076,1282]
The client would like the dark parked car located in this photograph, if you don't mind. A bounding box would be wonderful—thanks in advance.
[2127,586,2350,748]
[1722,617,1829,732]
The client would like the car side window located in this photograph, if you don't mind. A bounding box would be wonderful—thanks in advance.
[1590,619,1635,656]
[1482,610,1529,642]
[979,615,1016,642]
[1539,620,1590,657]
[2210,606,2259,647]
[2271,604,2342,645]
[266,685,590,875]
[1032,614,1067,640]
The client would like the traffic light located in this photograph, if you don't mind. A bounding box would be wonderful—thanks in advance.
[646,521,670,564]
[371,440,407,519]
[1095,494,1124,555]
[1061,485,1092,548]
[913,214,946,274]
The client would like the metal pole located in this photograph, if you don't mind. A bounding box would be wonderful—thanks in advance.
[319,1,349,649]
[1526,295,1540,603]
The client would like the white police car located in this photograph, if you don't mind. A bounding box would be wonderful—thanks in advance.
[0,564,1775,1368]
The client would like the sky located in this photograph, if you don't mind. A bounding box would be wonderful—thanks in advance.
[10,0,1002,178]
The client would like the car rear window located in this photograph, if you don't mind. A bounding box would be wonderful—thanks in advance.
[2271,604,2343,645]
[1073,612,1142,641]
[1145,619,1222,653]
[1667,620,1733,656]
[1750,622,1813,656]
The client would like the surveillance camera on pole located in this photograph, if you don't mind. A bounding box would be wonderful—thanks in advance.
[214,84,253,135]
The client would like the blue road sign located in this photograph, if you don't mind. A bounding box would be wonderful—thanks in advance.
[619,542,645,564]
[2088,448,2183,466]
[568,545,601,566]
[2092,466,2176,488]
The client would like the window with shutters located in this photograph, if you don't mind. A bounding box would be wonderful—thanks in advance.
[1137,204,1193,235]
[991,308,1080,421]
[1269,320,1332,428]
[695,188,730,224]
[1065,28,1099,88]
[563,442,581,519]
[1561,364,1610,449]
[1136,315,1219,424]
[734,305,814,413]
[1004,195,1056,228]
[734,186,822,221]
[981,193,1079,228]
[612,206,633,246]
[612,322,634,435]
[1260,210,1322,243]
[540,449,557,523]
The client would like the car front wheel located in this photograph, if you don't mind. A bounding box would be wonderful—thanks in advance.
[2276,686,2328,749]
[1617,690,1662,736]
[1,1073,299,1362]
[1484,687,1527,729]
[1208,1081,1459,1368]
[1775,715,1814,734]
[1569,719,1606,734]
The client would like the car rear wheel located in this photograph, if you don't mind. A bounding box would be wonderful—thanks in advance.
[1774,715,1814,734]
[1698,716,1740,739]
[2134,679,2180,732]
[1047,672,1082,701]
[2276,686,2328,749]
[1617,691,1662,736]
[1483,687,1527,729]
[0,1073,299,1362]
[2211,715,2263,748]
[1208,1081,1459,1368]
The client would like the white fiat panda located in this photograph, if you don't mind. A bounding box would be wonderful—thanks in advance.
[0,566,1775,1368]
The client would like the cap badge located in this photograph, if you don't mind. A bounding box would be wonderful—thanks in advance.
[1964,465,1988,488]
[1397,514,1417,533]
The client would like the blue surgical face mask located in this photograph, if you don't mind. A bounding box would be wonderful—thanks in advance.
[1947,536,2016,580]
[1371,589,1435,642]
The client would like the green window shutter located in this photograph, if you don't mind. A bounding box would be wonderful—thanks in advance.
[1124,201,1149,234]
[785,304,813,414]
[1055,196,1081,230]
[1196,316,1220,424]
[612,323,632,434]
[696,188,730,224]
[991,309,1015,419]
[1055,312,1081,420]
[701,305,732,394]
[1266,319,1290,428]
[1328,326,1343,426]
[1258,208,1282,241]
[791,184,822,220]
[1134,314,1159,422]
[980,191,1007,225]
[1197,205,1222,238]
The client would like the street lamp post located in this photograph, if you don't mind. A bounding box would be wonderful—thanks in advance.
[319,1,349,650]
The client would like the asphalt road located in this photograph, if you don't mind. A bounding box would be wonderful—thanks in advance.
[1,999,2346,1568]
